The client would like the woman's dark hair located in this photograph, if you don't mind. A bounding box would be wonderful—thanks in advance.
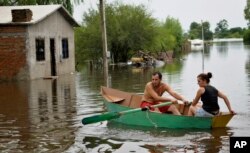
[152,71,162,80]
[197,72,212,83]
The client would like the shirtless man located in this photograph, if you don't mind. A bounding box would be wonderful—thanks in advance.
[141,71,189,115]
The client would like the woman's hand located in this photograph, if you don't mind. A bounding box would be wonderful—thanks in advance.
[230,109,236,115]
[182,99,190,105]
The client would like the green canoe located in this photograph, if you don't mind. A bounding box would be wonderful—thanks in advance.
[101,86,234,129]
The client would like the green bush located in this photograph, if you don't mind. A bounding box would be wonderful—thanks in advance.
[243,29,250,44]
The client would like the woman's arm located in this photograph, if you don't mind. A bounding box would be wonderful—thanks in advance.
[192,87,204,106]
[218,91,235,114]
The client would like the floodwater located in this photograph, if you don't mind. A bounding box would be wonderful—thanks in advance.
[0,41,250,153]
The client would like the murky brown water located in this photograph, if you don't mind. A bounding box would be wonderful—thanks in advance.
[0,41,250,152]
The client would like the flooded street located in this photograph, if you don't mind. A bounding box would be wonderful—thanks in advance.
[0,41,250,152]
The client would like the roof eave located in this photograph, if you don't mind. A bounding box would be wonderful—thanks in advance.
[0,5,80,27]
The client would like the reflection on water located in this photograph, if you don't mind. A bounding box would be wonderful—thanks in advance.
[215,42,229,54]
[0,75,77,152]
[83,136,123,152]
[1,41,250,152]
[77,122,232,153]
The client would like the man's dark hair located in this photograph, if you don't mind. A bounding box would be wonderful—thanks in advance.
[152,71,162,80]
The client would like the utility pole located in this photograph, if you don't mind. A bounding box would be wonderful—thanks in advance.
[201,20,205,73]
[99,0,109,87]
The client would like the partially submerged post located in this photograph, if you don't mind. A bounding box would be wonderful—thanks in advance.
[201,20,205,73]
[99,0,109,87]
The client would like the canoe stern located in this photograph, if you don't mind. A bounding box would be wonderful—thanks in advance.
[212,113,234,128]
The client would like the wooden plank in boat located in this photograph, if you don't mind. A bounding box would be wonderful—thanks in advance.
[102,94,125,103]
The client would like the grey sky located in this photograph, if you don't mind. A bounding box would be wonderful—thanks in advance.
[73,0,248,32]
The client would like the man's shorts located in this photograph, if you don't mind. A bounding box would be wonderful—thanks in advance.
[140,101,171,113]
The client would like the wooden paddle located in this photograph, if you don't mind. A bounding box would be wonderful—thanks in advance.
[82,102,172,125]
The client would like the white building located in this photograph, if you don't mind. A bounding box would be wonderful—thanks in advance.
[0,5,79,80]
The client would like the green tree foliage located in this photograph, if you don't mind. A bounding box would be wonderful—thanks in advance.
[107,4,158,62]
[75,9,102,65]
[214,20,244,38]
[189,22,200,39]
[151,17,183,52]
[214,19,229,38]
[243,29,250,43]
[202,22,213,40]
[163,17,183,51]
[244,0,250,27]
[244,0,250,42]
[76,3,159,63]
[75,3,184,64]
[152,24,176,51]
[188,21,213,40]
[228,27,244,38]
[0,0,83,14]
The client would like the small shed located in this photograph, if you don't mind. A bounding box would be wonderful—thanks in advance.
[0,5,79,81]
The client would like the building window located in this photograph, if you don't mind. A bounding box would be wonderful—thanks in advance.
[62,38,69,59]
[36,38,45,61]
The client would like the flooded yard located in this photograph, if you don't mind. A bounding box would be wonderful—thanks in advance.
[0,41,250,152]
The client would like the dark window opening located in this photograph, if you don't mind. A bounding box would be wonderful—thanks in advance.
[36,38,45,61]
[62,38,69,59]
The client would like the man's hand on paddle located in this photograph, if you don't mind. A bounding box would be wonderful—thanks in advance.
[170,99,178,104]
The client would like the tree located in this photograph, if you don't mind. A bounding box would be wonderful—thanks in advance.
[75,9,102,65]
[0,0,84,14]
[75,3,158,63]
[154,17,183,51]
[152,23,176,52]
[244,0,250,27]
[243,29,250,43]
[188,21,213,40]
[189,22,201,39]
[202,21,213,40]
[244,0,250,42]
[164,17,183,51]
[228,27,244,38]
[214,19,229,38]
[108,4,157,62]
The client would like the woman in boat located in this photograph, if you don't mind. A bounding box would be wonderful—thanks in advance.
[188,72,235,117]
[141,71,189,115]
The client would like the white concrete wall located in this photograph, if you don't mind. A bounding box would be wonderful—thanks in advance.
[27,11,75,79]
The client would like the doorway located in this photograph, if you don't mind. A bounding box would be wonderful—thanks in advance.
[50,38,56,76]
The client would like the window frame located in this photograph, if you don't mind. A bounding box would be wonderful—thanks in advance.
[62,38,69,59]
[35,38,45,61]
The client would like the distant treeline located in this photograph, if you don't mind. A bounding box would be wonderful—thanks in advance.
[188,19,246,40]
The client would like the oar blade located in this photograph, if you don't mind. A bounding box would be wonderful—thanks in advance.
[82,112,119,125]
[82,102,172,125]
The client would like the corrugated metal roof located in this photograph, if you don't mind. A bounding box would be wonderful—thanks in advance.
[0,5,79,27]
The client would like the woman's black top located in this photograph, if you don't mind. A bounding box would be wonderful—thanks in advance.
[201,85,220,113]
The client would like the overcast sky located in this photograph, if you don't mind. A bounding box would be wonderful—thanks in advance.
[73,0,248,32]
